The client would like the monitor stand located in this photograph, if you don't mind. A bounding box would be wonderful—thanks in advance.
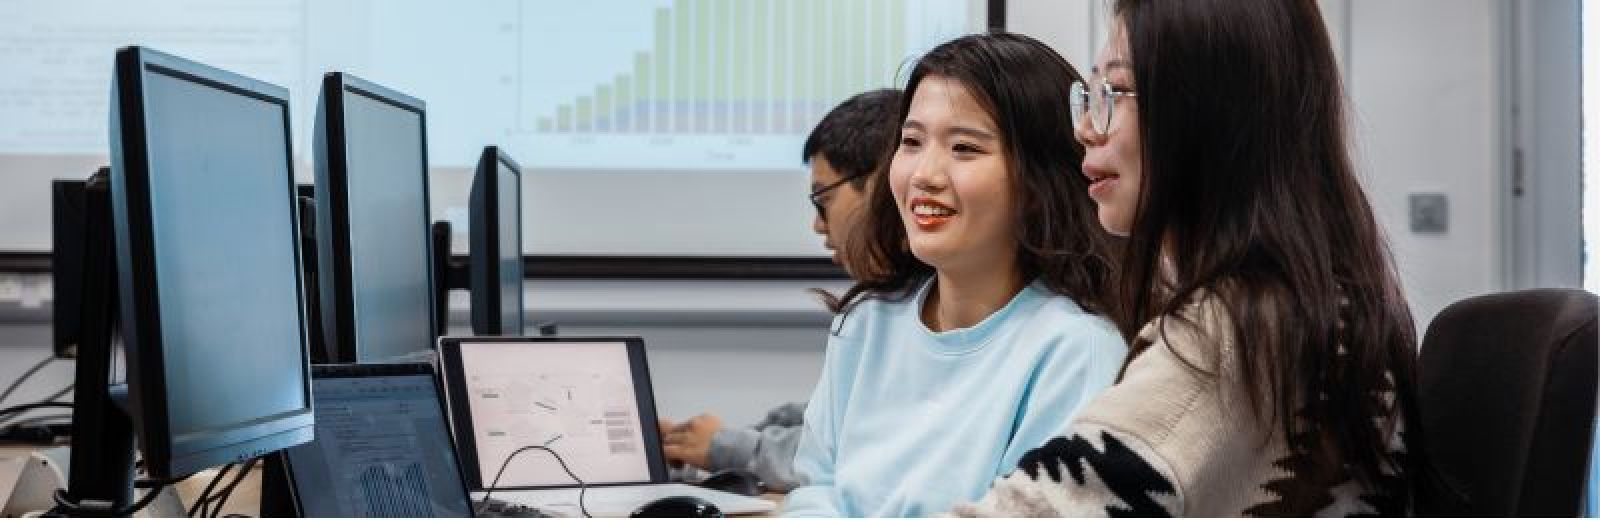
[56,169,138,516]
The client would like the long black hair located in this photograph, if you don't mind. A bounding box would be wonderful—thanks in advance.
[1112,0,1433,506]
[834,32,1115,316]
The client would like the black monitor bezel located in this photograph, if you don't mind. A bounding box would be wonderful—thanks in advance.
[436,336,669,491]
[469,146,524,336]
[281,362,476,517]
[313,72,438,362]
[109,46,314,478]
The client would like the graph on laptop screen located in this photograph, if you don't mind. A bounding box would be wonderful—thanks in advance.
[284,372,472,517]
[460,341,651,486]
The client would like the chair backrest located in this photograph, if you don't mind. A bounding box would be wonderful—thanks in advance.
[1418,288,1598,516]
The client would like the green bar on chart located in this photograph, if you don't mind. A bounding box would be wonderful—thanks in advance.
[810,0,826,123]
[890,0,906,72]
[576,96,593,132]
[694,0,712,106]
[713,0,731,132]
[751,0,769,132]
[772,0,789,132]
[675,0,693,104]
[734,0,750,101]
[652,9,668,102]
[845,0,865,95]
[615,75,631,131]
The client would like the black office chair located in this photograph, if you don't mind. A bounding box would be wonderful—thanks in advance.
[1417,288,1598,516]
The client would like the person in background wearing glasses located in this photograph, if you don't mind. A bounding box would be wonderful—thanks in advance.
[783,33,1126,517]
[952,0,1447,515]
[657,88,903,494]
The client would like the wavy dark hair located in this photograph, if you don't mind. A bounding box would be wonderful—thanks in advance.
[1112,0,1436,506]
[832,32,1115,317]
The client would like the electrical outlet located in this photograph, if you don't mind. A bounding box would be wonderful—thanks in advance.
[0,274,21,301]
[1409,193,1448,233]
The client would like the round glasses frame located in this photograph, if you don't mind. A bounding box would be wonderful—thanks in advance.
[1070,79,1138,136]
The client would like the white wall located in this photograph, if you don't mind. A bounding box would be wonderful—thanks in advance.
[1006,0,1509,331]
[1346,0,1504,330]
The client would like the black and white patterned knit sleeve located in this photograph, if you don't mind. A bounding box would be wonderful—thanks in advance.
[951,423,1182,517]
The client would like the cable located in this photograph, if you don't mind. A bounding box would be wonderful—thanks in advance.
[0,419,71,444]
[0,401,72,420]
[187,463,235,517]
[51,482,168,517]
[135,474,192,488]
[479,445,589,518]
[206,458,257,518]
[43,383,74,403]
[5,413,72,426]
[0,356,54,406]
[0,386,77,433]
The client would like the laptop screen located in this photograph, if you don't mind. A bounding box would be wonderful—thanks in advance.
[455,339,655,488]
[284,368,473,517]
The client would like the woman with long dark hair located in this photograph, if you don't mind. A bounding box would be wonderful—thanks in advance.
[954,0,1430,516]
[783,33,1126,517]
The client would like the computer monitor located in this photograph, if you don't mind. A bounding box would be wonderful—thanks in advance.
[279,363,475,517]
[296,184,331,363]
[469,146,524,336]
[314,72,438,362]
[62,46,316,511]
[51,172,105,360]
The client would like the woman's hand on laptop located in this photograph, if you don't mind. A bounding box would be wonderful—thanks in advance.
[660,414,722,469]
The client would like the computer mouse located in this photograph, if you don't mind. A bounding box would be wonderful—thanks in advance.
[697,469,764,497]
[629,495,723,518]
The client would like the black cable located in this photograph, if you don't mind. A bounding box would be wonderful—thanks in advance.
[188,463,236,518]
[5,413,72,426]
[0,403,73,437]
[0,419,71,444]
[206,458,257,518]
[1,409,72,428]
[43,383,74,403]
[0,355,53,405]
[0,385,75,432]
[187,463,235,517]
[135,474,192,488]
[479,445,589,518]
[51,482,169,517]
[0,401,72,420]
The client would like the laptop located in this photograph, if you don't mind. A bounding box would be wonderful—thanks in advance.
[438,336,777,517]
[278,363,544,517]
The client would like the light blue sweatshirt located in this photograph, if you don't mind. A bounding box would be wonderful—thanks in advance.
[784,278,1127,517]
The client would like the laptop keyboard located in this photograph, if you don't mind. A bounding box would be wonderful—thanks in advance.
[474,497,554,518]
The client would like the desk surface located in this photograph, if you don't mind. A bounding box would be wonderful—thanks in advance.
[0,444,257,517]
[3,444,781,517]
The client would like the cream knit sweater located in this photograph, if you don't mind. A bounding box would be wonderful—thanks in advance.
[953,297,1408,517]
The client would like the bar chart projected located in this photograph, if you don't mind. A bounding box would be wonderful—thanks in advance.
[521,0,974,169]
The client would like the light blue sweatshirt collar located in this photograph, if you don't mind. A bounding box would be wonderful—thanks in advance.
[912,278,1049,356]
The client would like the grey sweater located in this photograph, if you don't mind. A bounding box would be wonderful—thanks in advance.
[706,402,807,492]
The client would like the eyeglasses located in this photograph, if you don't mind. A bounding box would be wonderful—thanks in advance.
[809,173,866,223]
[1070,78,1137,136]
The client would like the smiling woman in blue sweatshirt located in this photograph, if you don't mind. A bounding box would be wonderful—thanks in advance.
[782,33,1126,518]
